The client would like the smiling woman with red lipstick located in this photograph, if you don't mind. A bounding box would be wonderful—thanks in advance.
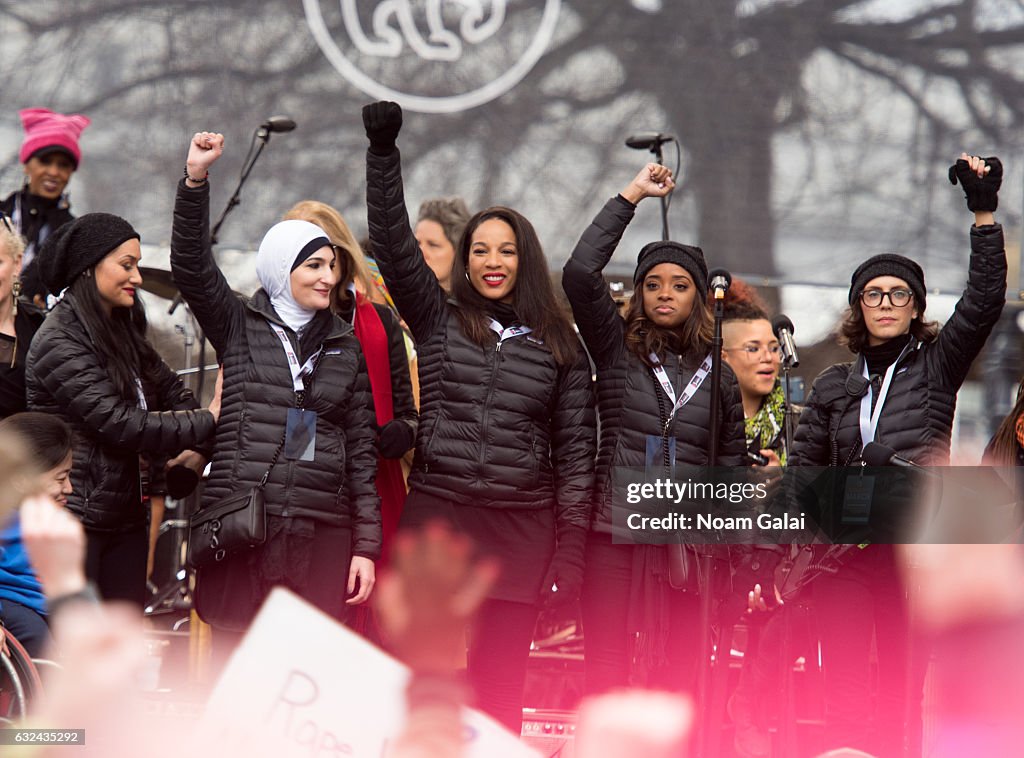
[171,132,381,663]
[787,154,1007,755]
[363,101,595,733]
[24,212,217,608]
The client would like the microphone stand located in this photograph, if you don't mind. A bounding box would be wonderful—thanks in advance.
[211,124,273,245]
[696,287,726,758]
[648,141,669,241]
[781,357,796,457]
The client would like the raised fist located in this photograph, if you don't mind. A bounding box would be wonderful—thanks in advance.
[362,101,403,155]
[948,153,1002,212]
[186,131,224,180]
[621,162,676,205]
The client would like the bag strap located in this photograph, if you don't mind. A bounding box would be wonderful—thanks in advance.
[257,427,289,489]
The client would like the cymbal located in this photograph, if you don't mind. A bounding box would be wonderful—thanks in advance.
[138,267,178,300]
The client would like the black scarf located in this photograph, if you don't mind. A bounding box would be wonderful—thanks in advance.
[297,308,334,364]
[485,300,520,327]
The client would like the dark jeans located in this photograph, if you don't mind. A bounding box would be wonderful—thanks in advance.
[85,526,148,608]
[206,525,353,677]
[581,531,701,695]
[813,545,924,757]
[467,598,538,733]
[0,599,51,659]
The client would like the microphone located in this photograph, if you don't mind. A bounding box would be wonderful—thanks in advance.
[625,132,675,151]
[862,442,920,469]
[259,115,297,133]
[708,268,731,300]
[772,314,800,369]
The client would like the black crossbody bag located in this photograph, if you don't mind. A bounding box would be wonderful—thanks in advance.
[186,431,287,570]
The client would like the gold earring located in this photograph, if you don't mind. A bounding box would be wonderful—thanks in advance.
[11,278,19,315]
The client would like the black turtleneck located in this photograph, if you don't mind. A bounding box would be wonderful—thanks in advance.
[863,333,913,376]
[485,300,520,327]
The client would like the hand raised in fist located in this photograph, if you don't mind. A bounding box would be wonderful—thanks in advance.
[362,101,403,155]
[186,131,224,183]
[621,162,676,205]
[948,153,1002,212]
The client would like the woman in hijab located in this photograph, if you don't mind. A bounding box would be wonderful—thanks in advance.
[169,132,380,655]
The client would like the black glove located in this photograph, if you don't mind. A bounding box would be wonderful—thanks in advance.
[377,419,415,459]
[539,525,587,608]
[362,101,403,156]
[948,156,1002,212]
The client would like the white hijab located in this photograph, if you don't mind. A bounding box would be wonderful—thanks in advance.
[255,219,330,333]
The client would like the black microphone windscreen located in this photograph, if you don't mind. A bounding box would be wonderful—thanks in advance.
[862,442,896,467]
[262,116,297,133]
[625,133,661,149]
[772,314,795,337]
[708,268,732,289]
[166,465,200,499]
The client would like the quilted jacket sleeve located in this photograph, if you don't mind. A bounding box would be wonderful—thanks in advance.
[347,349,383,561]
[929,223,1007,390]
[366,149,447,345]
[170,179,246,358]
[551,346,597,531]
[29,322,215,452]
[561,196,634,370]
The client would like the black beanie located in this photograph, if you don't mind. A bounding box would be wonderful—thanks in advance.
[633,241,708,293]
[848,254,926,310]
[37,213,140,295]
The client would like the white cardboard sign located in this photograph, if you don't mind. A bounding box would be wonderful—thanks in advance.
[192,588,538,758]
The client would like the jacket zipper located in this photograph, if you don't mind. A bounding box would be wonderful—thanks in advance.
[477,341,504,467]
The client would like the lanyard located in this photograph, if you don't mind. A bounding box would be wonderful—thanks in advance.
[270,323,323,393]
[649,352,713,424]
[858,343,912,448]
[487,318,533,349]
[11,193,51,268]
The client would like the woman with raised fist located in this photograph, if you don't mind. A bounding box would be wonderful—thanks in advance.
[170,132,380,655]
[789,153,1007,755]
[362,101,595,733]
[561,163,746,695]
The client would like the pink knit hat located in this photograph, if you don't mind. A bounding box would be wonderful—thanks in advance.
[18,107,91,168]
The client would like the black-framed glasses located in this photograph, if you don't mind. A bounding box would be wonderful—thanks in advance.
[860,288,913,308]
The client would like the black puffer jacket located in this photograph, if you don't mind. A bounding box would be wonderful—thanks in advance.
[171,181,381,559]
[26,293,214,531]
[366,148,595,530]
[562,196,747,531]
[790,223,1006,468]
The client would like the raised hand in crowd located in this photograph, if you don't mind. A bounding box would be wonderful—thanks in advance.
[619,162,675,205]
[185,130,225,185]
[19,494,87,600]
[362,100,404,155]
[375,521,498,674]
[949,152,1001,226]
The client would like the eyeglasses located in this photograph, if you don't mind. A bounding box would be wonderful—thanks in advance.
[724,344,782,359]
[860,288,913,308]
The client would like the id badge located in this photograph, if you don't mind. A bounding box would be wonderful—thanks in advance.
[285,408,317,461]
[645,435,676,477]
[842,473,875,525]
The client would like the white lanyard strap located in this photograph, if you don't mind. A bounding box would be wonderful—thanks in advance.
[270,323,322,393]
[487,318,533,347]
[858,343,912,447]
[649,352,713,422]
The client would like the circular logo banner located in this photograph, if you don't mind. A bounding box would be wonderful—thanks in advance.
[303,0,562,114]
